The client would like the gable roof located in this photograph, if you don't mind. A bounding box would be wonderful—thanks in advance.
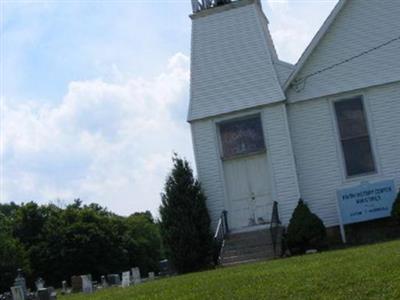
[283,0,348,90]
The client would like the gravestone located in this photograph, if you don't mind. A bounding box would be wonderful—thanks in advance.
[92,281,98,292]
[13,269,27,297]
[37,289,50,300]
[10,286,25,300]
[121,272,130,288]
[100,275,107,288]
[107,274,120,286]
[148,272,155,281]
[61,281,68,294]
[81,275,93,293]
[159,259,172,276]
[71,276,83,293]
[131,267,141,285]
[35,278,45,290]
[48,287,57,300]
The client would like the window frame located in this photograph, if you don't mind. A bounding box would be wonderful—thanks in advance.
[217,113,266,161]
[332,95,377,179]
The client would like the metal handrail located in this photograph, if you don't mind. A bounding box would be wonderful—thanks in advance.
[213,210,229,265]
[269,201,281,257]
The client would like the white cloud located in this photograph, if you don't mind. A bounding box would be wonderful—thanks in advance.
[266,0,289,11]
[2,53,193,216]
[263,0,337,64]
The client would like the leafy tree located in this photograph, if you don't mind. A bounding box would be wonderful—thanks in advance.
[287,199,327,254]
[159,155,213,273]
[33,204,129,286]
[123,212,161,275]
[13,202,48,248]
[391,190,400,224]
[0,202,20,218]
[0,212,30,293]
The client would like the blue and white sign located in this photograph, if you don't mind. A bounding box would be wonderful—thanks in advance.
[337,179,396,225]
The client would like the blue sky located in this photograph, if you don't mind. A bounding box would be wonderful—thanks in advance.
[1,0,337,216]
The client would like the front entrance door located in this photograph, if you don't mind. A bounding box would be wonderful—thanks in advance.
[223,153,272,230]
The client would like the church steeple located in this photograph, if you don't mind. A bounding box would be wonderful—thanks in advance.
[188,0,285,122]
[191,0,233,13]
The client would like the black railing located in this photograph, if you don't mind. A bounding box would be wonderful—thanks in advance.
[191,0,234,13]
[213,210,229,265]
[269,201,282,257]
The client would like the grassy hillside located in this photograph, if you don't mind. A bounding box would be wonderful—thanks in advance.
[60,240,400,299]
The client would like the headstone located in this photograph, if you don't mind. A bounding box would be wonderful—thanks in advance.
[61,281,67,294]
[81,275,93,293]
[305,249,318,255]
[131,267,141,285]
[47,287,57,300]
[107,274,120,286]
[92,281,98,292]
[13,269,27,297]
[121,271,130,288]
[115,274,121,285]
[71,276,83,293]
[35,278,45,290]
[10,286,25,300]
[37,289,50,300]
[148,272,155,281]
[159,259,172,276]
[101,275,107,288]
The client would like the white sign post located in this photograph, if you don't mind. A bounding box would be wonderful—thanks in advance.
[336,179,396,243]
[336,198,347,244]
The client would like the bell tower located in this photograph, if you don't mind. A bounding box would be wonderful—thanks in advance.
[188,0,285,122]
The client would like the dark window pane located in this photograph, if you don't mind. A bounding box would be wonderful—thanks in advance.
[220,116,265,159]
[342,137,375,176]
[335,98,368,139]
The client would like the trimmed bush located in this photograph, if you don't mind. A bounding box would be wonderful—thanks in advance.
[391,190,400,224]
[287,199,327,254]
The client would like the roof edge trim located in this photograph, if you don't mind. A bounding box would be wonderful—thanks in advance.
[283,0,348,90]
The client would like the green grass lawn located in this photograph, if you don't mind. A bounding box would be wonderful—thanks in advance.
[60,240,400,299]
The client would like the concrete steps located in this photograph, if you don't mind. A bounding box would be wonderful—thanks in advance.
[220,228,279,267]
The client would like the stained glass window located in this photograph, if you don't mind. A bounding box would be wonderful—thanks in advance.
[334,97,376,177]
[219,115,265,159]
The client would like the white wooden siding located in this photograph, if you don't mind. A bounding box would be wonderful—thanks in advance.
[191,119,226,229]
[288,81,400,227]
[287,0,400,103]
[188,0,285,121]
[261,103,300,225]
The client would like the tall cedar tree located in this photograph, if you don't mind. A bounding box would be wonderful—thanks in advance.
[160,155,213,273]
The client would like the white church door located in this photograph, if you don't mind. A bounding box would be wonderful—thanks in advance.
[223,154,272,230]
[219,115,273,230]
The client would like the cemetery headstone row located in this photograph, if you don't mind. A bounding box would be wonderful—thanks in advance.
[7,270,57,300]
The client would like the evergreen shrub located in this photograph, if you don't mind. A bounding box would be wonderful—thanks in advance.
[391,190,400,224]
[287,199,327,255]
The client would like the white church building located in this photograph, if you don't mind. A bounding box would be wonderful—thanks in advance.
[188,0,400,233]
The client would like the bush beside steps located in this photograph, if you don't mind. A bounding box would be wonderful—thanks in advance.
[286,199,327,255]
